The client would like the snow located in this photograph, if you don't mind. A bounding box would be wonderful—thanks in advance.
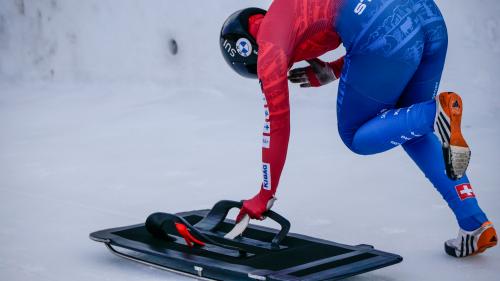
[1,0,499,280]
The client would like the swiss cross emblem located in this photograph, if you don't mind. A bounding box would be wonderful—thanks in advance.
[455,184,475,201]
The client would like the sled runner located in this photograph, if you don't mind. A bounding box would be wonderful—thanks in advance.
[90,200,402,280]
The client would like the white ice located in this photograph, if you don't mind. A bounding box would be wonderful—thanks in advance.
[1,0,499,280]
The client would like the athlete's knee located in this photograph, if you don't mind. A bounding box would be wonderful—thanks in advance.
[342,139,371,155]
[349,144,376,156]
[338,127,373,156]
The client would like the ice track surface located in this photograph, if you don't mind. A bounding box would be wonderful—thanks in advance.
[1,0,500,280]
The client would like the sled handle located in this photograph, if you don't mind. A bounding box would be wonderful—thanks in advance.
[195,200,290,248]
[265,209,291,248]
[194,200,244,232]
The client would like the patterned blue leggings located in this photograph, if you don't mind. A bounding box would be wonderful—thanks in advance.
[335,0,487,230]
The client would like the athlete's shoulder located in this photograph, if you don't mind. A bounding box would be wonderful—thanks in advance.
[259,0,338,42]
[258,0,296,42]
[256,0,297,67]
[267,0,340,15]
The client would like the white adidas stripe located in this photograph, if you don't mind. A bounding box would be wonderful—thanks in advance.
[437,115,451,143]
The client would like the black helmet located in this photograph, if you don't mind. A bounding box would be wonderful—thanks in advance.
[220,8,266,79]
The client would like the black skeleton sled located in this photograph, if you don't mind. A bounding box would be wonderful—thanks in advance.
[90,200,402,280]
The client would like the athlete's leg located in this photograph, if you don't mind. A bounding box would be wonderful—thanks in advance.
[335,0,420,151]
[348,98,437,154]
[404,137,488,231]
[337,56,438,153]
[336,0,444,155]
[398,0,488,231]
[336,0,488,230]
[337,53,427,155]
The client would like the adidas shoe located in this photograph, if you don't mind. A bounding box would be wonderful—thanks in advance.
[445,221,498,258]
[434,92,471,180]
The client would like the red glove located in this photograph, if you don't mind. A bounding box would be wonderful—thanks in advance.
[236,189,275,222]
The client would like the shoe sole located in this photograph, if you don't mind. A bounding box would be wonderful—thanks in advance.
[434,92,470,180]
[474,243,497,255]
[474,226,498,255]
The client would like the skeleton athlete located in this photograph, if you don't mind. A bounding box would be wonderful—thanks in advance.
[219,0,497,257]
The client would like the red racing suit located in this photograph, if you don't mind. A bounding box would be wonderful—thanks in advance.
[241,0,345,219]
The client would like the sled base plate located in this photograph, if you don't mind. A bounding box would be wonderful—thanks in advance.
[90,209,402,281]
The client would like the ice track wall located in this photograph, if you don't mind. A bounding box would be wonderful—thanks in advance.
[0,0,499,95]
[0,0,271,85]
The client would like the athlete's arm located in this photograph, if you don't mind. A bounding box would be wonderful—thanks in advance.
[236,40,291,221]
[259,41,291,200]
